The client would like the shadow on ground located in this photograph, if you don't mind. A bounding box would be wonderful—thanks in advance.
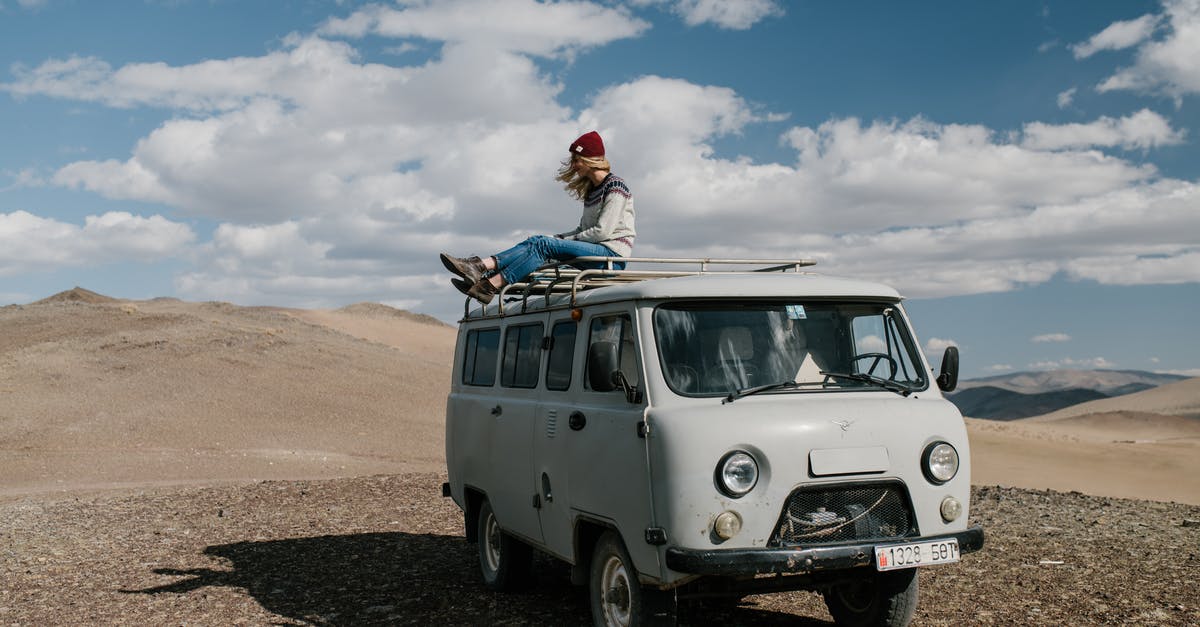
[124,531,830,625]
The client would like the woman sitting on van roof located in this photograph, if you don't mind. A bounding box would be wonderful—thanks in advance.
[440,131,635,304]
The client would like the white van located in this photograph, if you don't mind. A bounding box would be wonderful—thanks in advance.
[443,258,983,626]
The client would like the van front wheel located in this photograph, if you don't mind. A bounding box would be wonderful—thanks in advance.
[476,499,531,591]
[822,569,918,627]
[590,531,675,626]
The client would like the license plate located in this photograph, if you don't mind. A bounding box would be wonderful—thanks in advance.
[874,539,960,571]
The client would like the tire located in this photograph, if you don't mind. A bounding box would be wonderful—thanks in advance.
[590,531,676,627]
[476,499,531,591]
[822,569,918,627]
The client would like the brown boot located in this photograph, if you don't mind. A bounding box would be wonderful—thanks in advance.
[440,253,485,284]
[466,278,497,305]
[451,277,473,297]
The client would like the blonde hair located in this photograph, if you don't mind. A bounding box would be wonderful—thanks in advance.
[556,155,611,201]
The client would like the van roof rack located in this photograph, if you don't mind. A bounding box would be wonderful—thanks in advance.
[463,256,817,319]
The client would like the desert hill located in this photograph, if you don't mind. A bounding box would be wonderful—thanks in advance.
[1028,375,1200,421]
[0,290,455,499]
[947,368,1188,420]
[966,376,1200,504]
[32,286,120,305]
[2,288,1197,506]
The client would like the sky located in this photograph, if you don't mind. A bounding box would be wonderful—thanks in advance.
[1,0,1198,379]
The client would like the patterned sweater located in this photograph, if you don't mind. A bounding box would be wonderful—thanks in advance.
[556,174,636,257]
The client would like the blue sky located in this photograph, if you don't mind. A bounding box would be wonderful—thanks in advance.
[1,0,1197,378]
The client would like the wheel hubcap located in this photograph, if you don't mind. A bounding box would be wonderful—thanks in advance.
[484,513,501,572]
[600,555,632,626]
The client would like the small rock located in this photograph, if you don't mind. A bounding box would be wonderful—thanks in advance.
[1183,519,1200,528]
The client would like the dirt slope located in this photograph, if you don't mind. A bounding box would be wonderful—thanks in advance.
[0,295,454,499]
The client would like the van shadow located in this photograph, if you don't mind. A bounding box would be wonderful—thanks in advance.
[123,531,830,625]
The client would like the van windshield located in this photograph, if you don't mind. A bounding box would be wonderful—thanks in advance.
[653,301,927,397]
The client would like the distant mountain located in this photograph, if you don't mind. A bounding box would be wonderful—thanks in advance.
[948,369,1190,421]
[955,369,1187,395]
[949,386,1109,421]
[1028,376,1200,422]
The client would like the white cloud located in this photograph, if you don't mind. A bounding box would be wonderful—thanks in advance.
[318,0,650,57]
[1021,109,1185,151]
[1064,251,1200,285]
[6,3,1199,319]
[1056,87,1076,108]
[986,364,1014,372]
[925,338,957,353]
[1029,357,1116,370]
[1080,0,1200,99]
[0,210,194,276]
[1031,333,1071,343]
[1071,13,1161,58]
[639,0,785,30]
[857,334,887,353]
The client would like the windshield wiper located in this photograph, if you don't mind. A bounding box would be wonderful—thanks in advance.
[723,380,809,404]
[820,371,915,397]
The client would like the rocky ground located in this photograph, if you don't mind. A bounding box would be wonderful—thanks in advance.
[2,475,1197,626]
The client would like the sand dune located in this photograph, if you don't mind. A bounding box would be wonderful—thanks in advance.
[1028,375,1200,421]
[965,416,1199,504]
[965,377,1200,504]
[3,289,1197,506]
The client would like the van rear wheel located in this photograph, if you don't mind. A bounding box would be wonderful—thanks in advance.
[822,569,918,627]
[476,499,531,591]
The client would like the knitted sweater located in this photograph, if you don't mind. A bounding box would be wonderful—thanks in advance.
[556,174,636,257]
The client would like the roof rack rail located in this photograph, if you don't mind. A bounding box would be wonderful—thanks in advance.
[462,256,816,319]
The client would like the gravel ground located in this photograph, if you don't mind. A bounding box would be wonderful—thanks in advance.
[2,475,1197,626]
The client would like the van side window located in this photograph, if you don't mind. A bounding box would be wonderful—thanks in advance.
[462,328,500,386]
[586,315,640,390]
[501,322,544,388]
[545,321,577,391]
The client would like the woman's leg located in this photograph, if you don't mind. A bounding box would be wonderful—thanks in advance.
[492,236,622,284]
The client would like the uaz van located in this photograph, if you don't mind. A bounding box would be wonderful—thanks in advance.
[443,258,983,626]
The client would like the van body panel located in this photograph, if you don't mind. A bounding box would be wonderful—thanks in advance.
[644,394,971,583]
[563,394,658,575]
[809,446,890,476]
[531,314,579,562]
[487,393,544,544]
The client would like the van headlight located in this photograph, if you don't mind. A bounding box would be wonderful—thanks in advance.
[922,442,959,484]
[716,451,758,498]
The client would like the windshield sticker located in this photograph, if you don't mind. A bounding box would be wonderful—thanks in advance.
[785,304,807,320]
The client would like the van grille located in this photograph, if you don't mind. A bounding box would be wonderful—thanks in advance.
[770,483,917,547]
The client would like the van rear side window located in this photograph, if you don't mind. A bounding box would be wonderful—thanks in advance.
[462,328,500,386]
[546,321,577,391]
[501,323,544,388]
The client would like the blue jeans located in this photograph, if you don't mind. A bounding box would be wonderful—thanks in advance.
[492,235,626,284]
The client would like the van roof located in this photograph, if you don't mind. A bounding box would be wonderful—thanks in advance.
[459,258,903,321]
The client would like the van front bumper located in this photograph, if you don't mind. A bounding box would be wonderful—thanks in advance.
[664,526,984,577]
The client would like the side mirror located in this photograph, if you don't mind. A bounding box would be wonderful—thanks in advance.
[588,341,619,392]
[936,346,959,392]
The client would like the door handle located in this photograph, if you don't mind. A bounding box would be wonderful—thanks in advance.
[491,405,502,416]
[568,411,586,431]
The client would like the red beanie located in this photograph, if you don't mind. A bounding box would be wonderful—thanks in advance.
[569,131,605,158]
